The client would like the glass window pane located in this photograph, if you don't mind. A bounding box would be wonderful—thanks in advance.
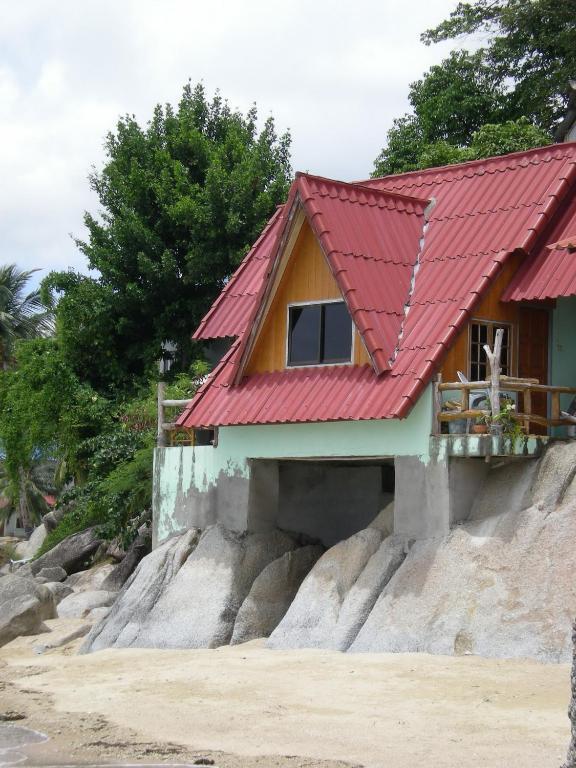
[322,302,352,362]
[480,324,488,343]
[288,305,321,365]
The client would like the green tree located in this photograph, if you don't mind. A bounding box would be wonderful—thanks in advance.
[0,265,53,368]
[372,0,572,176]
[422,0,576,129]
[0,338,109,529]
[45,82,291,394]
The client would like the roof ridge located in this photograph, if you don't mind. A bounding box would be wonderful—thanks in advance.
[361,142,576,186]
[295,171,430,208]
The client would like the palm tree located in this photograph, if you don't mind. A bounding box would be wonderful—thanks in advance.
[0,264,53,368]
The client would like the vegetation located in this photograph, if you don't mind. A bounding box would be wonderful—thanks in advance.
[1,83,289,555]
[373,0,575,176]
[43,82,291,394]
[0,264,53,368]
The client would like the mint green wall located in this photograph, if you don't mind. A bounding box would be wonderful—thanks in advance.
[217,384,432,462]
[551,296,576,412]
[153,385,433,543]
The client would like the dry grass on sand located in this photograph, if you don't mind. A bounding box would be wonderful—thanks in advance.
[0,618,571,768]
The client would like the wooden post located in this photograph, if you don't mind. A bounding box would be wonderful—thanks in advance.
[483,328,504,421]
[432,374,442,435]
[157,381,166,447]
[551,391,561,422]
[523,388,532,434]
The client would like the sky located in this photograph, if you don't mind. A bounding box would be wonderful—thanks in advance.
[0,0,457,282]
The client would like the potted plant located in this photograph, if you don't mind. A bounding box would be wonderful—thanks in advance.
[491,399,522,440]
[471,414,489,434]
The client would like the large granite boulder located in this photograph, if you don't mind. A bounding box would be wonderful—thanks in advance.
[267,529,406,651]
[14,525,47,560]
[65,563,115,592]
[82,525,297,652]
[126,525,297,649]
[43,581,74,605]
[0,575,56,647]
[562,621,576,768]
[30,528,102,577]
[36,566,67,583]
[231,544,323,645]
[57,589,117,619]
[81,529,200,652]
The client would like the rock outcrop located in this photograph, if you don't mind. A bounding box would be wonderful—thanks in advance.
[30,527,102,577]
[231,544,323,645]
[83,525,298,652]
[0,575,56,647]
[123,526,297,649]
[349,455,576,662]
[268,531,406,651]
[81,529,201,652]
[562,621,576,768]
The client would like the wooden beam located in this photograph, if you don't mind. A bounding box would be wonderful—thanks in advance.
[157,382,166,447]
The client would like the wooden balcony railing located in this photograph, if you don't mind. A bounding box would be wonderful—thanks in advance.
[433,375,576,434]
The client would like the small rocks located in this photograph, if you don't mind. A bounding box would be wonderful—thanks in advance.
[56,590,117,619]
[37,566,67,582]
[43,582,74,605]
[0,575,56,647]
[30,527,103,577]
[0,711,26,722]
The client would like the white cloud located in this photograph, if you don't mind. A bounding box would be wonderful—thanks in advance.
[0,0,456,280]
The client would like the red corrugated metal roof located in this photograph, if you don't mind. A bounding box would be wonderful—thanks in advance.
[503,192,576,301]
[180,143,576,427]
[225,174,429,380]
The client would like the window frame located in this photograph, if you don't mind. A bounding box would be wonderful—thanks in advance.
[467,319,516,381]
[286,299,354,368]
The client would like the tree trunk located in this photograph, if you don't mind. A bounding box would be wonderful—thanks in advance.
[483,328,504,419]
[17,466,32,534]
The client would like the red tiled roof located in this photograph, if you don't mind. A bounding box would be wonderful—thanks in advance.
[228,174,429,379]
[503,193,576,301]
[180,144,576,427]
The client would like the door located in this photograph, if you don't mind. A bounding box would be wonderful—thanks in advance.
[518,307,550,434]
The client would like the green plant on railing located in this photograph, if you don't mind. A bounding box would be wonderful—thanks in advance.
[490,399,523,441]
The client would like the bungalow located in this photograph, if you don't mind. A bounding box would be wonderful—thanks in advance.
[153,142,576,549]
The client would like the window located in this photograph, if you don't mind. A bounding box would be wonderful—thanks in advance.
[288,301,352,366]
[469,321,512,380]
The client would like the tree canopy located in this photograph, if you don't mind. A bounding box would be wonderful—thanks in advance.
[0,264,53,368]
[44,82,292,394]
[373,0,573,176]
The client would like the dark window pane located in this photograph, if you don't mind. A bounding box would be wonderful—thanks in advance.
[480,325,488,343]
[288,305,321,365]
[471,324,479,342]
[322,302,352,362]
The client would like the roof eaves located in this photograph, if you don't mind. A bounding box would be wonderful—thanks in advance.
[192,205,284,341]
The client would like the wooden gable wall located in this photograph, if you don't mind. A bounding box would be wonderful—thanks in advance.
[440,253,524,382]
[245,220,371,375]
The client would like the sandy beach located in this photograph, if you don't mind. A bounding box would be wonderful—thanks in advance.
[0,618,571,768]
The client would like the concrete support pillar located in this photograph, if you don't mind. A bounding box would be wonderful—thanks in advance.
[393,454,490,539]
[394,455,451,539]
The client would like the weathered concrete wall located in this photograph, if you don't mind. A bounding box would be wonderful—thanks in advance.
[276,462,389,547]
[153,386,433,546]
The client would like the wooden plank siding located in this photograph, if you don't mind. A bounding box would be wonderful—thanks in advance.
[440,253,524,382]
[245,220,371,374]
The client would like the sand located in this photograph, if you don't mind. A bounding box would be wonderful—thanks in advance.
[0,618,571,768]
